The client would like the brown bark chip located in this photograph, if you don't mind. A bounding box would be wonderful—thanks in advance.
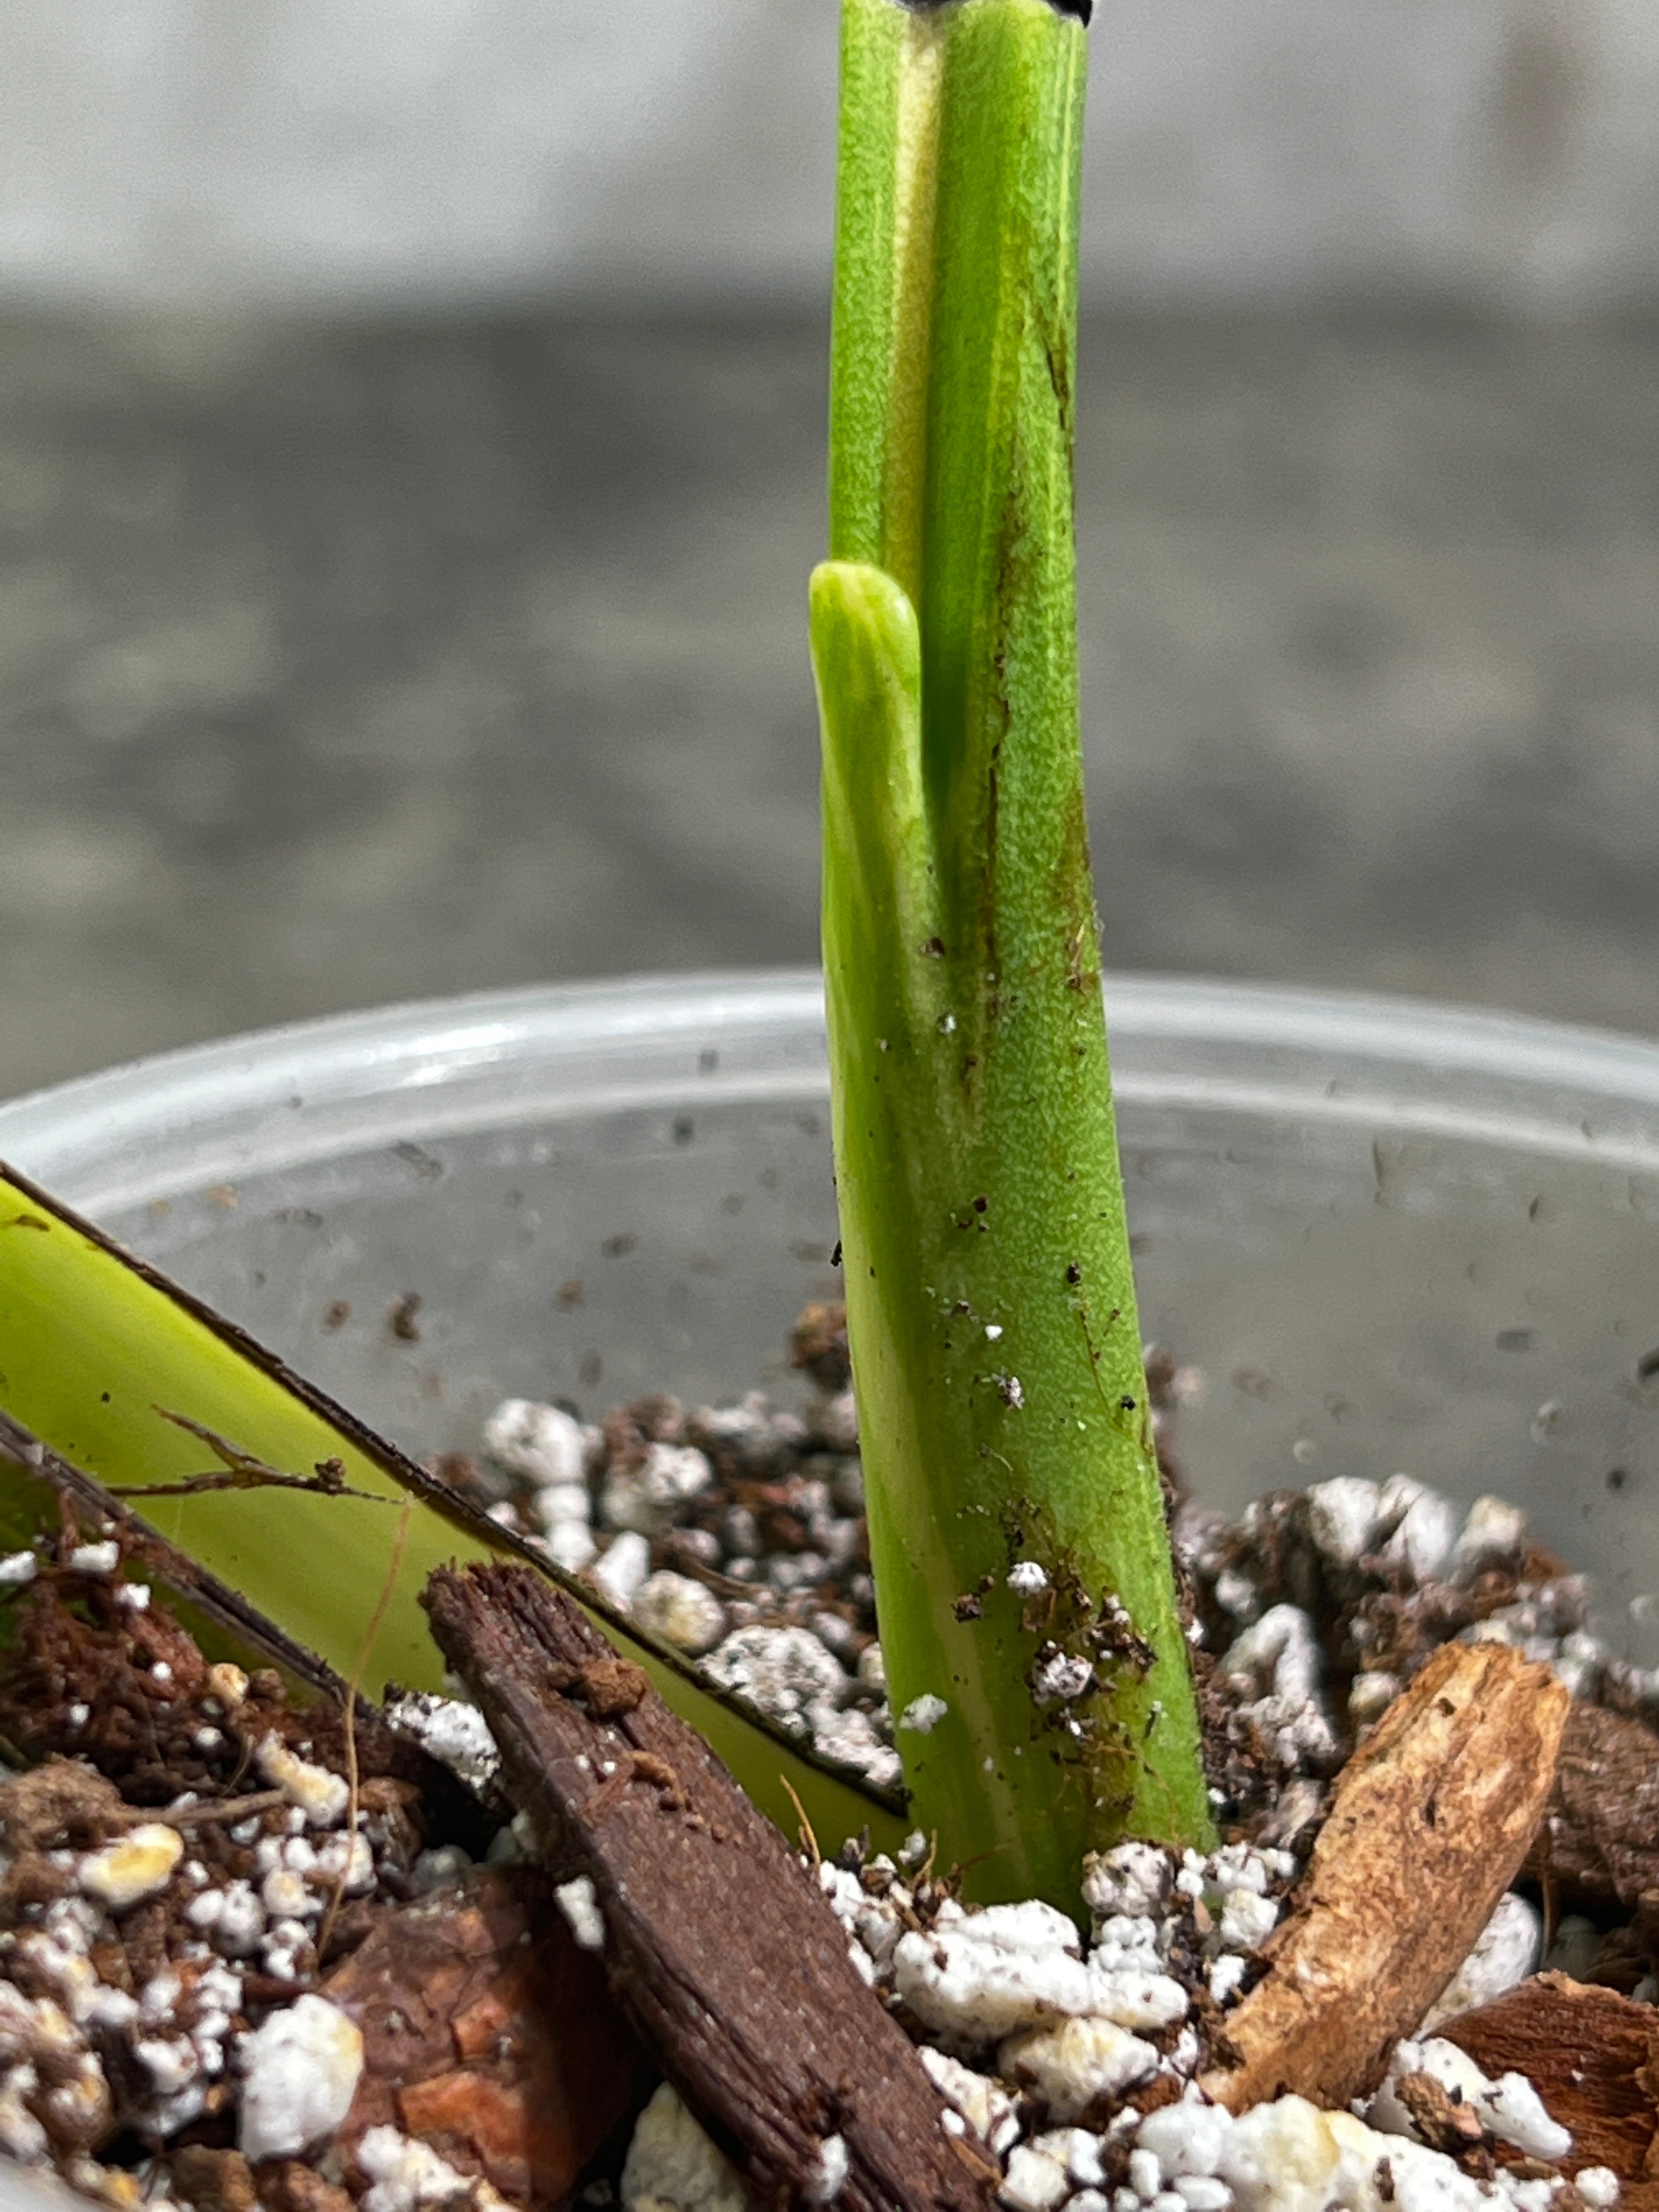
[1201,1641,1570,2114]
[323,1864,644,2208]
[789,1301,851,1394]
[1442,1973,1659,2192]
[171,2146,261,2212]
[1393,2072,1489,2158]
[256,2166,357,2212]
[424,1561,997,2212]
[1527,1701,1659,1909]
[0,1756,128,1852]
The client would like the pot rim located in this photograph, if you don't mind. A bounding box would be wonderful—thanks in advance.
[5,968,1659,1213]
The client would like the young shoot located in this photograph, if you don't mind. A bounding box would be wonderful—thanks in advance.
[811,0,1214,1907]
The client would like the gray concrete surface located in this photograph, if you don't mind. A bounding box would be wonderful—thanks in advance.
[8,0,1659,315]
[2,303,1657,1104]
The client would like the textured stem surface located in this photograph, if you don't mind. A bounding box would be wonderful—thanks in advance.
[812,0,1212,1906]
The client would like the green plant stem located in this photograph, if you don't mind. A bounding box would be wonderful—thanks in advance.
[811,0,1214,1906]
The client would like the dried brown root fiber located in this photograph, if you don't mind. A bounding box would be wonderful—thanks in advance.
[1201,1640,1569,2114]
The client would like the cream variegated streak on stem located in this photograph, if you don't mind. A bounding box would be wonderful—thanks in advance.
[811,0,1213,1909]
[876,13,946,608]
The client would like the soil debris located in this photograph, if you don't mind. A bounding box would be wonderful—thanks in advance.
[787,1302,851,1396]
[0,1517,642,2212]
[8,1311,1659,2212]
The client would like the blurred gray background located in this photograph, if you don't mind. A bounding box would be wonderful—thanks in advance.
[4,0,1658,1101]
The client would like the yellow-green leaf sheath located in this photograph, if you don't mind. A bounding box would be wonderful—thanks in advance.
[0,1167,907,1857]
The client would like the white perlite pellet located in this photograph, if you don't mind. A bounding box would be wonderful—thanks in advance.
[633,1571,728,1656]
[1303,1478,1383,1567]
[186,1881,261,1956]
[1082,1844,1170,1925]
[1216,1603,1339,1774]
[1375,1474,1459,1585]
[1451,1496,1529,1577]
[410,1846,473,1897]
[817,1392,860,1451]
[603,1442,713,1536]
[1209,1955,1247,2005]
[1128,2146,1163,2198]
[1576,2170,1621,2208]
[1138,2101,1236,2179]
[804,2133,850,2204]
[1000,2016,1159,2119]
[811,1708,902,1791]
[623,2081,751,2212]
[66,1542,119,1576]
[1172,2179,1233,2212]
[1348,1673,1401,1724]
[0,2064,49,2162]
[237,1996,363,2162]
[1032,1654,1097,1706]
[534,1482,591,1529]
[702,1626,848,1735]
[1087,1967,1192,2033]
[1370,2039,1570,2164]
[384,1692,504,1798]
[592,1530,653,1610]
[555,1875,605,1953]
[1222,1606,1322,1707]
[484,1397,588,1488]
[541,1518,598,1574]
[79,1826,183,1911]
[1001,2140,1072,2211]
[254,1735,350,1827]
[896,1903,1088,2041]
[918,2046,1020,2154]
[1420,1894,1542,2031]
[206,1662,248,1708]
[356,2123,475,2212]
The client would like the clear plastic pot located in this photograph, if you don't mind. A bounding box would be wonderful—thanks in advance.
[4,968,1659,1655]
[3,969,1659,2212]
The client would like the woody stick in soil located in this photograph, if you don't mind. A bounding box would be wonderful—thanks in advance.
[810,0,1213,1907]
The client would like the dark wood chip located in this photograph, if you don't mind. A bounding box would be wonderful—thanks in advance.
[424,1561,995,2212]
[1442,1972,1659,2202]
[171,2146,259,2212]
[1527,1701,1659,1909]
[324,1864,644,2209]
[255,2164,357,2212]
